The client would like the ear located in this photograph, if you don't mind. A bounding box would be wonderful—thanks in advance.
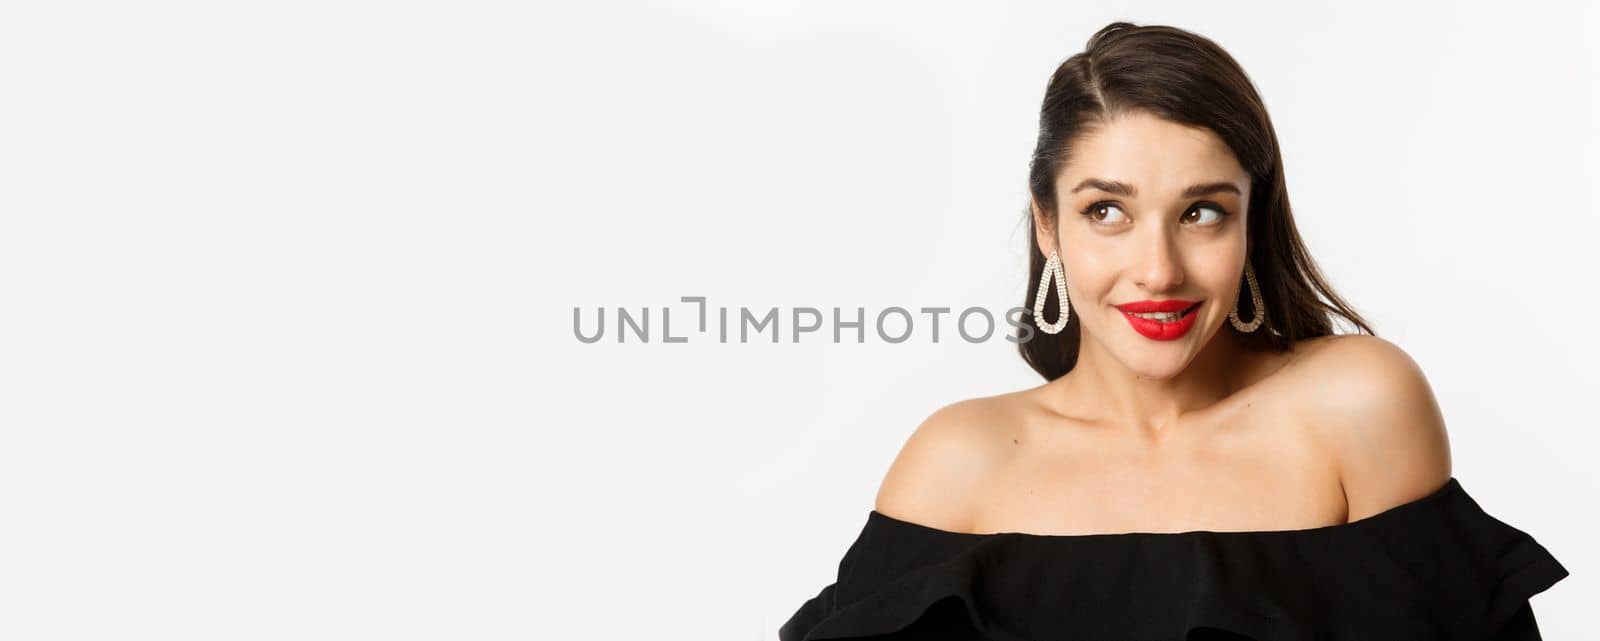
[1031,196,1056,256]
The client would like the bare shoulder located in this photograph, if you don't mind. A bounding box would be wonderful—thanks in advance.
[872,395,1016,532]
[1291,334,1453,520]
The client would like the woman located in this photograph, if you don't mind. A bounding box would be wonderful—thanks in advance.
[779,21,1568,641]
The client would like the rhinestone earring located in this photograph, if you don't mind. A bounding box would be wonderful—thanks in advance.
[1033,250,1070,335]
[1228,258,1265,333]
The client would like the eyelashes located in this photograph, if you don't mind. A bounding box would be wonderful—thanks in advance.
[1079,200,1233,225]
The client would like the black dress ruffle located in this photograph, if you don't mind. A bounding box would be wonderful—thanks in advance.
[780,477,1568,641]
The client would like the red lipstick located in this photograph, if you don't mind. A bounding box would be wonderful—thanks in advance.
[1114,299,1202,341]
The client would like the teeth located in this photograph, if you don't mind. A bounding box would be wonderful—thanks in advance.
[1130,308,1190,322]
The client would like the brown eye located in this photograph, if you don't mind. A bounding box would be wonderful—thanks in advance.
[1080,202,1128,225]
[1183,204,1229,225]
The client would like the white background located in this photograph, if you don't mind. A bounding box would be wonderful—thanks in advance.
[1,1,1594,639]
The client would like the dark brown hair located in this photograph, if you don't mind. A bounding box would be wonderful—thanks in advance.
[1018,21,1375,381]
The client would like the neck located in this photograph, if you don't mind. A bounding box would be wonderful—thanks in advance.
[1059,328,1253,440]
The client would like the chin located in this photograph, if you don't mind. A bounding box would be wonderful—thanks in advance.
[1120,348,1192,380]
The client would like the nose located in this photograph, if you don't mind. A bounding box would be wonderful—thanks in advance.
[1133,224,1185,292]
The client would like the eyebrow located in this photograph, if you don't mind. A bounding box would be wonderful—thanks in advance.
[1069,178,1242,199]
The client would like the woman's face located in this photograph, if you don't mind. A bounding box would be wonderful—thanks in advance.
[1034,110,1252,380]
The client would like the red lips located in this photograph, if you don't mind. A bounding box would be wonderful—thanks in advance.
[1115,299,1203,341]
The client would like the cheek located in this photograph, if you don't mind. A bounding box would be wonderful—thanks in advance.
[1194,264,1244,301]
[1058,256,1113,303]
[1058,227,1118,267]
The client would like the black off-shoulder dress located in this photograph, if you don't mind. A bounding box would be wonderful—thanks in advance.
[780,476,1568,641]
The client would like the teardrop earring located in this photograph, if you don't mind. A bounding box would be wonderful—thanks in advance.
[1033,250,1070,335]
[1228,258,1265,333]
